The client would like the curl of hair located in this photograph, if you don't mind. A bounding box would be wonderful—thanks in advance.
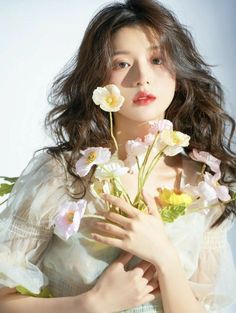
[39,0,236,227]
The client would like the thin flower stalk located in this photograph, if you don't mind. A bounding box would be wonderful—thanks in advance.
[109,112,119,152]
[99,164,132,205]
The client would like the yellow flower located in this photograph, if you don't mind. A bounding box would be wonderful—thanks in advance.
[92,84,124,112]
[158,188,193,207]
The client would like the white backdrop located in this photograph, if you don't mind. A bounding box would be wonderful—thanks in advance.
[0,1,235,311]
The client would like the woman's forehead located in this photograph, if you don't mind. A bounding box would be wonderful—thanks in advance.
[111,24,160,51]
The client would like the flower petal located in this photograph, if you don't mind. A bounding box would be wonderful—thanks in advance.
[92,84,124,112]
[216,185,231,202]
[190,149,221,175]
[54,200,87,240]
[149,119,173,134]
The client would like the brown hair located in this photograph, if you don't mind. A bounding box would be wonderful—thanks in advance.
[40,0,236,228]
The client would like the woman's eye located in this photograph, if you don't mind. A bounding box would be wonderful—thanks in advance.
[113,62,130,69]
[152,58,162,65]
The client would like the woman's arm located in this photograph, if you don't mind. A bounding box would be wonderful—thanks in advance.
[91,193,208,313]
[153,248,207,313]
[0,288,95,313]
[0,251,159,313]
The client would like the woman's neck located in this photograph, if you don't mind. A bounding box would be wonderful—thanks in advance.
[114,122,150,160]
[113,112,165,160]
[112,113,183,177]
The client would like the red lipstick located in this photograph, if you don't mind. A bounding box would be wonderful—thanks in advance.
[133,91,156,105]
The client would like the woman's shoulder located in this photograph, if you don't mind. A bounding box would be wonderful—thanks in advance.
[3,150,73,226]
[21,150,66,177]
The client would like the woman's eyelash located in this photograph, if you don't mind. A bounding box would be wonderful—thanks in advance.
[112,61,130,69]
[113,57,162,69]
[152,57,162,65]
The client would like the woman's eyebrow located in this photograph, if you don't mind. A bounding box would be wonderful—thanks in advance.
[112,45,160,56]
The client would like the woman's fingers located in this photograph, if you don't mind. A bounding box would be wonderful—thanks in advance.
[91,232,123,248]
[130,259,154,274]
[93,220,126,239]
[139,285,160,306]
[101,193,138,218]
[146,277,159,291]
[114,251,134,266]
[142,190,161,218]
[143,264,156,283]
[97,209,131,228]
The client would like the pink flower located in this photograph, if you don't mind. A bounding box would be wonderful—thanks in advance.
[184,172,231,206]
[202,172,231,202]
[148,119,173,134]
[189,149,221,174]
[75,147,111,177]
[54,199,87,240]
[144,133,155,145]
[124,138,148,173]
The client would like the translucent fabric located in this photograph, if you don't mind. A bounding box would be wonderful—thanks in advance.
[0,151,235,313]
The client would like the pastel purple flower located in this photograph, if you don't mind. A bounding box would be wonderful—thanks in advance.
[148,119,173,134]
[75,147,111,177]
[189,149,221,175]
[203,172,231,202]
[54,199,87,240]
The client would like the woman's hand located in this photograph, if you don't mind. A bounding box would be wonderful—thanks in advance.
[89,251,160,313]
[92,192,177,267]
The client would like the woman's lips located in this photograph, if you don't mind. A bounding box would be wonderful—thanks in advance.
[133,91,157,106]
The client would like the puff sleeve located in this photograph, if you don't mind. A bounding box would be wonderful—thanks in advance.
[189,217,236,313]
[0,151,69,294]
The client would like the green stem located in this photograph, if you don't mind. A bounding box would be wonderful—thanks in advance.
[142,146,168,184]
[109,112,118,152]
[138,131,160,184]
[133,146,167,206]
[99,165,131,204]
[134,131,161,205]
[132,132,160,206]
[188,201,224,213]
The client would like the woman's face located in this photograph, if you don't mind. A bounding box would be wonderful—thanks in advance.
[109,25,176,124]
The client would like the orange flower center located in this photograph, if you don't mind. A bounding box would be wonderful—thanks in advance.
[87,151,97,163]
[66,211,75,224]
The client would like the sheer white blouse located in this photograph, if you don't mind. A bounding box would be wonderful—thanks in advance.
[0,151,235,313]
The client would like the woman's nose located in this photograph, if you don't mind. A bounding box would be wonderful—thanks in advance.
[137,80,150,86]
[132,63,150,86]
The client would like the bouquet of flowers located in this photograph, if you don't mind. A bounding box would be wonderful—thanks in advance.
[53,84,236,240]
[0,84,235,241]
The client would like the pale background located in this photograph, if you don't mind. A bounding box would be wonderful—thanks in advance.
[0,1,235,311]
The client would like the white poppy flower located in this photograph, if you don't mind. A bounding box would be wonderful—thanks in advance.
[90,180,112,198]
[92,84,124,112]
[189,149,221,175]
[148,119,173,134]
[95,156,129,180]
[124,138,148,173]
[160,130,190,156]
[75,147,111,177]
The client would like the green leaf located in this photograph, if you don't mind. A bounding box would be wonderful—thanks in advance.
[16,285,53,298]
[161,204,186,223]
[0,183,14,197]
[0,176,18,183]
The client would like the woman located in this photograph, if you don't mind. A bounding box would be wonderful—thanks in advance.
[0,0,235,312]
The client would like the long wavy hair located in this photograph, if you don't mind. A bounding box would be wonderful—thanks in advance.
[40,0,236,228]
